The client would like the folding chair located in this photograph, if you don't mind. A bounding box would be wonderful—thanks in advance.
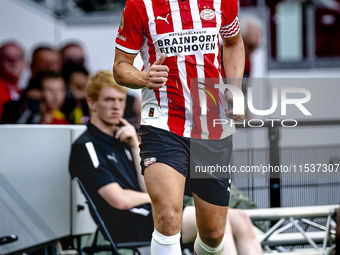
[75,178,150,255]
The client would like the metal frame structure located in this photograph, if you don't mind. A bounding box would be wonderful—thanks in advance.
[234,119,340,210]
[245,205,338,254]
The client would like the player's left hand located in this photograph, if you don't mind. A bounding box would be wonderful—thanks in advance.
[224,89,246,121]
[115,118,139,148]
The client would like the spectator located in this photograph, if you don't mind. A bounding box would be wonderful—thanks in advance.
[60,43,86,68]
[24,46,62,101]
[16,71,68,124]
[0,41,26,122]
[30,46,62,78]
[61,63,90,124]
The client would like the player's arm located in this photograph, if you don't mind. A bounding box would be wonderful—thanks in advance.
[222,31,246,121]
[222,32,245,88]
[98,183,150,210]
[113,0,168,89]
[113,50,169,90]
[113,50,145,89]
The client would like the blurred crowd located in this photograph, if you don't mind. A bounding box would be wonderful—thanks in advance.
[0,41,140,127]
[0,16,261,126]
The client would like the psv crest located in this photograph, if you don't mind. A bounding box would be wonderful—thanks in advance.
[200,8,215,20]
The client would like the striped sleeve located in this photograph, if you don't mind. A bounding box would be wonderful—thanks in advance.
[220,16,240,38]
[115,0,146,54]
[220,0,240,38]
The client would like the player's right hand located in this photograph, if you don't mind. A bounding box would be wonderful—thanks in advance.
[144,53,169,89]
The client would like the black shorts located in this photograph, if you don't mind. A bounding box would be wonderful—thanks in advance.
[139,125,232,206]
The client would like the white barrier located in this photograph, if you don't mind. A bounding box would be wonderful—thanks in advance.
[0,125,96,255]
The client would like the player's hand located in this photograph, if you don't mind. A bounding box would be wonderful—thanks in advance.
[115,118,139,148]
[144,53,169,89]
[224,89,246,121]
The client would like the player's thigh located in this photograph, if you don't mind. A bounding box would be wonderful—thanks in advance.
[139,125,189,206]
[193,193,228,239]
[144,162,186,208]
[144,162,186,234]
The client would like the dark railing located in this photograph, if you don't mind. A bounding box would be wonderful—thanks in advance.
[232,120,340,209]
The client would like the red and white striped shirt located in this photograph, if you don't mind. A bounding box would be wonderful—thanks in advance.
[116,0,240,139]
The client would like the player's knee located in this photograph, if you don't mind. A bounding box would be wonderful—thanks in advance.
[156,205,182,229]
[160,209,181,224]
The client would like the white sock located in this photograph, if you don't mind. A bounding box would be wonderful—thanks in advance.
[150,228,182,255]
[193,233,226,255]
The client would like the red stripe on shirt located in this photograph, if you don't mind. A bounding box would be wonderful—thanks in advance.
[152,0,174,34]
[167,56,185,136]
[179,0,194,30]
[186,55,202,139]
[142,3,162,106]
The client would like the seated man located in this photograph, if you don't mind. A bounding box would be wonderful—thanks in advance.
[69,71,262,255]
